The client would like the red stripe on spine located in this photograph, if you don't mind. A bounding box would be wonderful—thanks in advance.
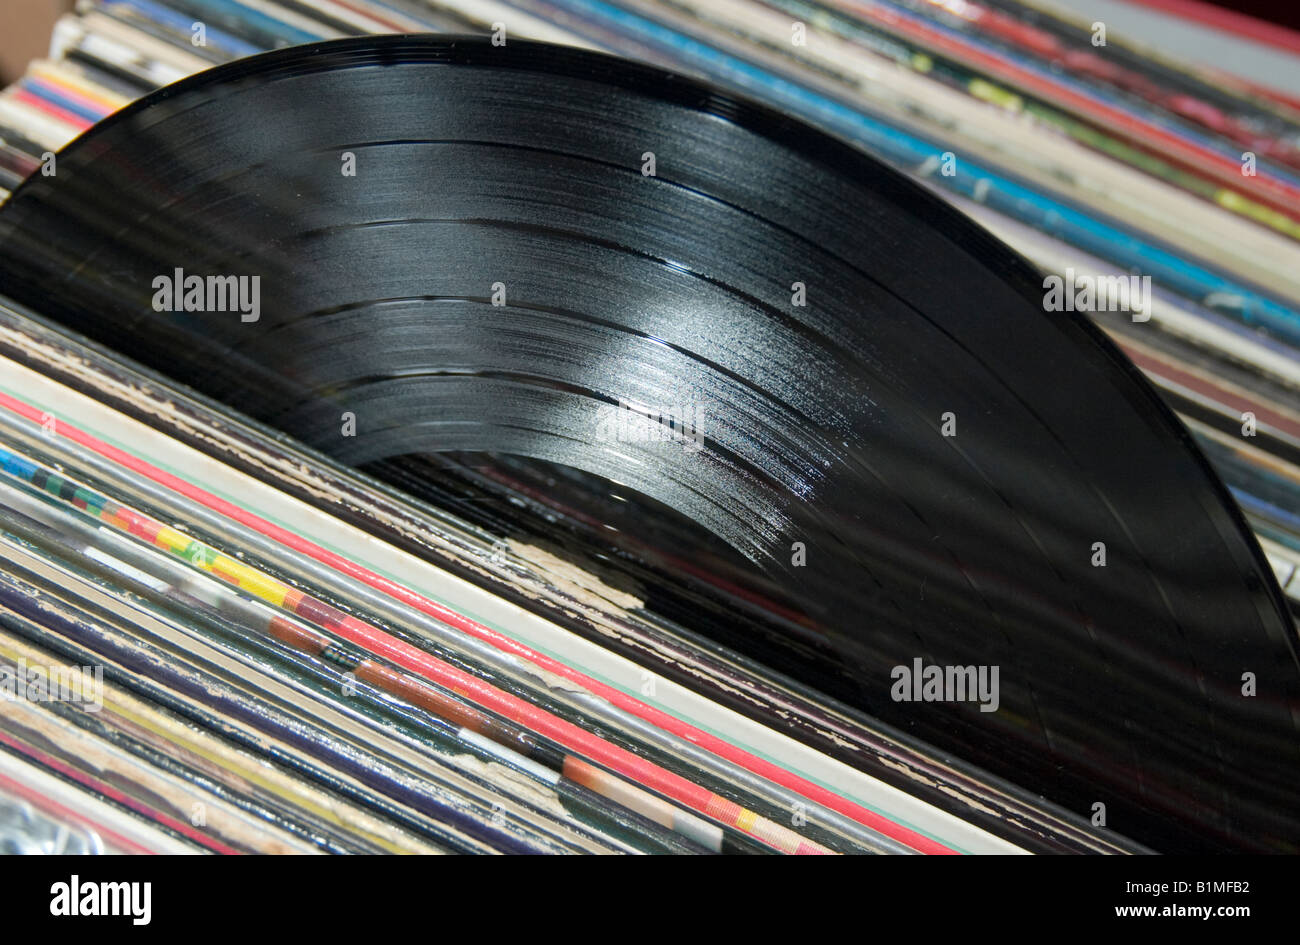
[0,391,955,854]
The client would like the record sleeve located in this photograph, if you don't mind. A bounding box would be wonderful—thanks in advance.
[1,35,1296,852]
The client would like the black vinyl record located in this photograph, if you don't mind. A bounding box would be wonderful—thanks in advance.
[0,35,1297,852]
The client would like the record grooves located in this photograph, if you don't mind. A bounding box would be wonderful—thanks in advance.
[0,35,1297,852]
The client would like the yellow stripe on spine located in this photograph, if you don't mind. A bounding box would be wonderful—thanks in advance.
[154,525,193,554]
[214,556,290,607]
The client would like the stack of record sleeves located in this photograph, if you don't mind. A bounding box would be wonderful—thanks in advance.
[0,0,1297,867]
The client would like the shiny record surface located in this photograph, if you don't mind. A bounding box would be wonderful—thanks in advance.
[0,35,1297,852]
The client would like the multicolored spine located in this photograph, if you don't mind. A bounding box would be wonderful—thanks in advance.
[0,441,836,854]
